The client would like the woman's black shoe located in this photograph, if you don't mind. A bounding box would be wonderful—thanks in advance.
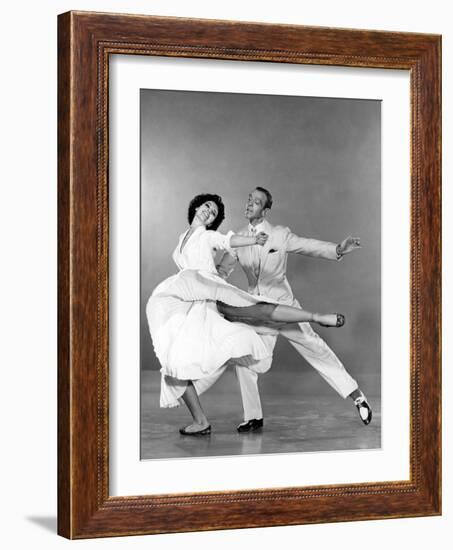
[179,425,211,436]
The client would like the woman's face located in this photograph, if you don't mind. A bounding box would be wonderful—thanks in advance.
[195,201,219,227]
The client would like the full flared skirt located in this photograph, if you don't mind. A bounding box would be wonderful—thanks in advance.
[146,269,277,407]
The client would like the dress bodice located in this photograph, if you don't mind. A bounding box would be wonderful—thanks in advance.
[172,226,234,273]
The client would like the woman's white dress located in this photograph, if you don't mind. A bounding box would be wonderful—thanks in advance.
[146,226,276,408]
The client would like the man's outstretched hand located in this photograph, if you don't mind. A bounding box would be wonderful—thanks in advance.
[337,235,361,256]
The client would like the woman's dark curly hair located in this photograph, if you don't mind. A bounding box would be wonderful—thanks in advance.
[187,193,225,231]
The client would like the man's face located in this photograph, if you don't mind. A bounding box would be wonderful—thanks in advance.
[245,189,268,222]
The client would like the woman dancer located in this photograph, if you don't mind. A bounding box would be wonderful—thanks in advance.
[146,194,344,435]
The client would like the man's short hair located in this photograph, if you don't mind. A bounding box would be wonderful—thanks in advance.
[255,186,273,209]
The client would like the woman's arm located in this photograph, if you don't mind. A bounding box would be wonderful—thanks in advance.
[230,232,268,248]
[206,229,267,251]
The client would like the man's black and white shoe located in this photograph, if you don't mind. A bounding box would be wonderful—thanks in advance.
[354,393,372,425]
[237,418,264,433]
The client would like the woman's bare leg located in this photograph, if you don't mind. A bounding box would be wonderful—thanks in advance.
[217,301,343,327]
[270,304,342,327]
[180,381,210,433]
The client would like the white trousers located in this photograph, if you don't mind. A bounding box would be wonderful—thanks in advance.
[236,321,358,421]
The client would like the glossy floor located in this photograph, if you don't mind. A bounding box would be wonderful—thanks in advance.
[140,369,381,460]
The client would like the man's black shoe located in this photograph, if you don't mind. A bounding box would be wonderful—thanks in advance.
[237,418,264,433]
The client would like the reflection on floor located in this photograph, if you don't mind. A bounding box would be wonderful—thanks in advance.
[140,369,381,460]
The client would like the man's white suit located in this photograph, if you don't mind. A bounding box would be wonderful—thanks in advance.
[214,219,359,422]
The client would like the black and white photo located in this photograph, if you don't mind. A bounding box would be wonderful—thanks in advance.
[140,89,381,460]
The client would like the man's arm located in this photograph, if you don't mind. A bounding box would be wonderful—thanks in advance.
[286,231,361,261]
[216,250,238,280]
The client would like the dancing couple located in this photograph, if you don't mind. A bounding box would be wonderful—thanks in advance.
[146,188,372,436]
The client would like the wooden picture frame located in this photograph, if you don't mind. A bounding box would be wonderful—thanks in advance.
[58,10,441,539]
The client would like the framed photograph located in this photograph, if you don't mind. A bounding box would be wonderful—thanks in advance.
[58,11,441,538]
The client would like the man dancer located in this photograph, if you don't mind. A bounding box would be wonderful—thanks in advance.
[216,187,372,432]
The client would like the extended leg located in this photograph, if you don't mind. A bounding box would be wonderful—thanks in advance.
[217,301,342,327]
[281,321,358,398]
[280,314,372,423]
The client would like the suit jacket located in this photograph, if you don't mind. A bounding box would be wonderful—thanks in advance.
[217,219,339,305]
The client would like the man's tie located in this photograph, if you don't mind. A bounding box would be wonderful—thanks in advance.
[250,226,260,279]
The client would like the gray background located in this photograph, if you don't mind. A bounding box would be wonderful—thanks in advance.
[140,89,381,394]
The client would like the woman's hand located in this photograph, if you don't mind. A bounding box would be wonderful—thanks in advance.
[255,231,269,246]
